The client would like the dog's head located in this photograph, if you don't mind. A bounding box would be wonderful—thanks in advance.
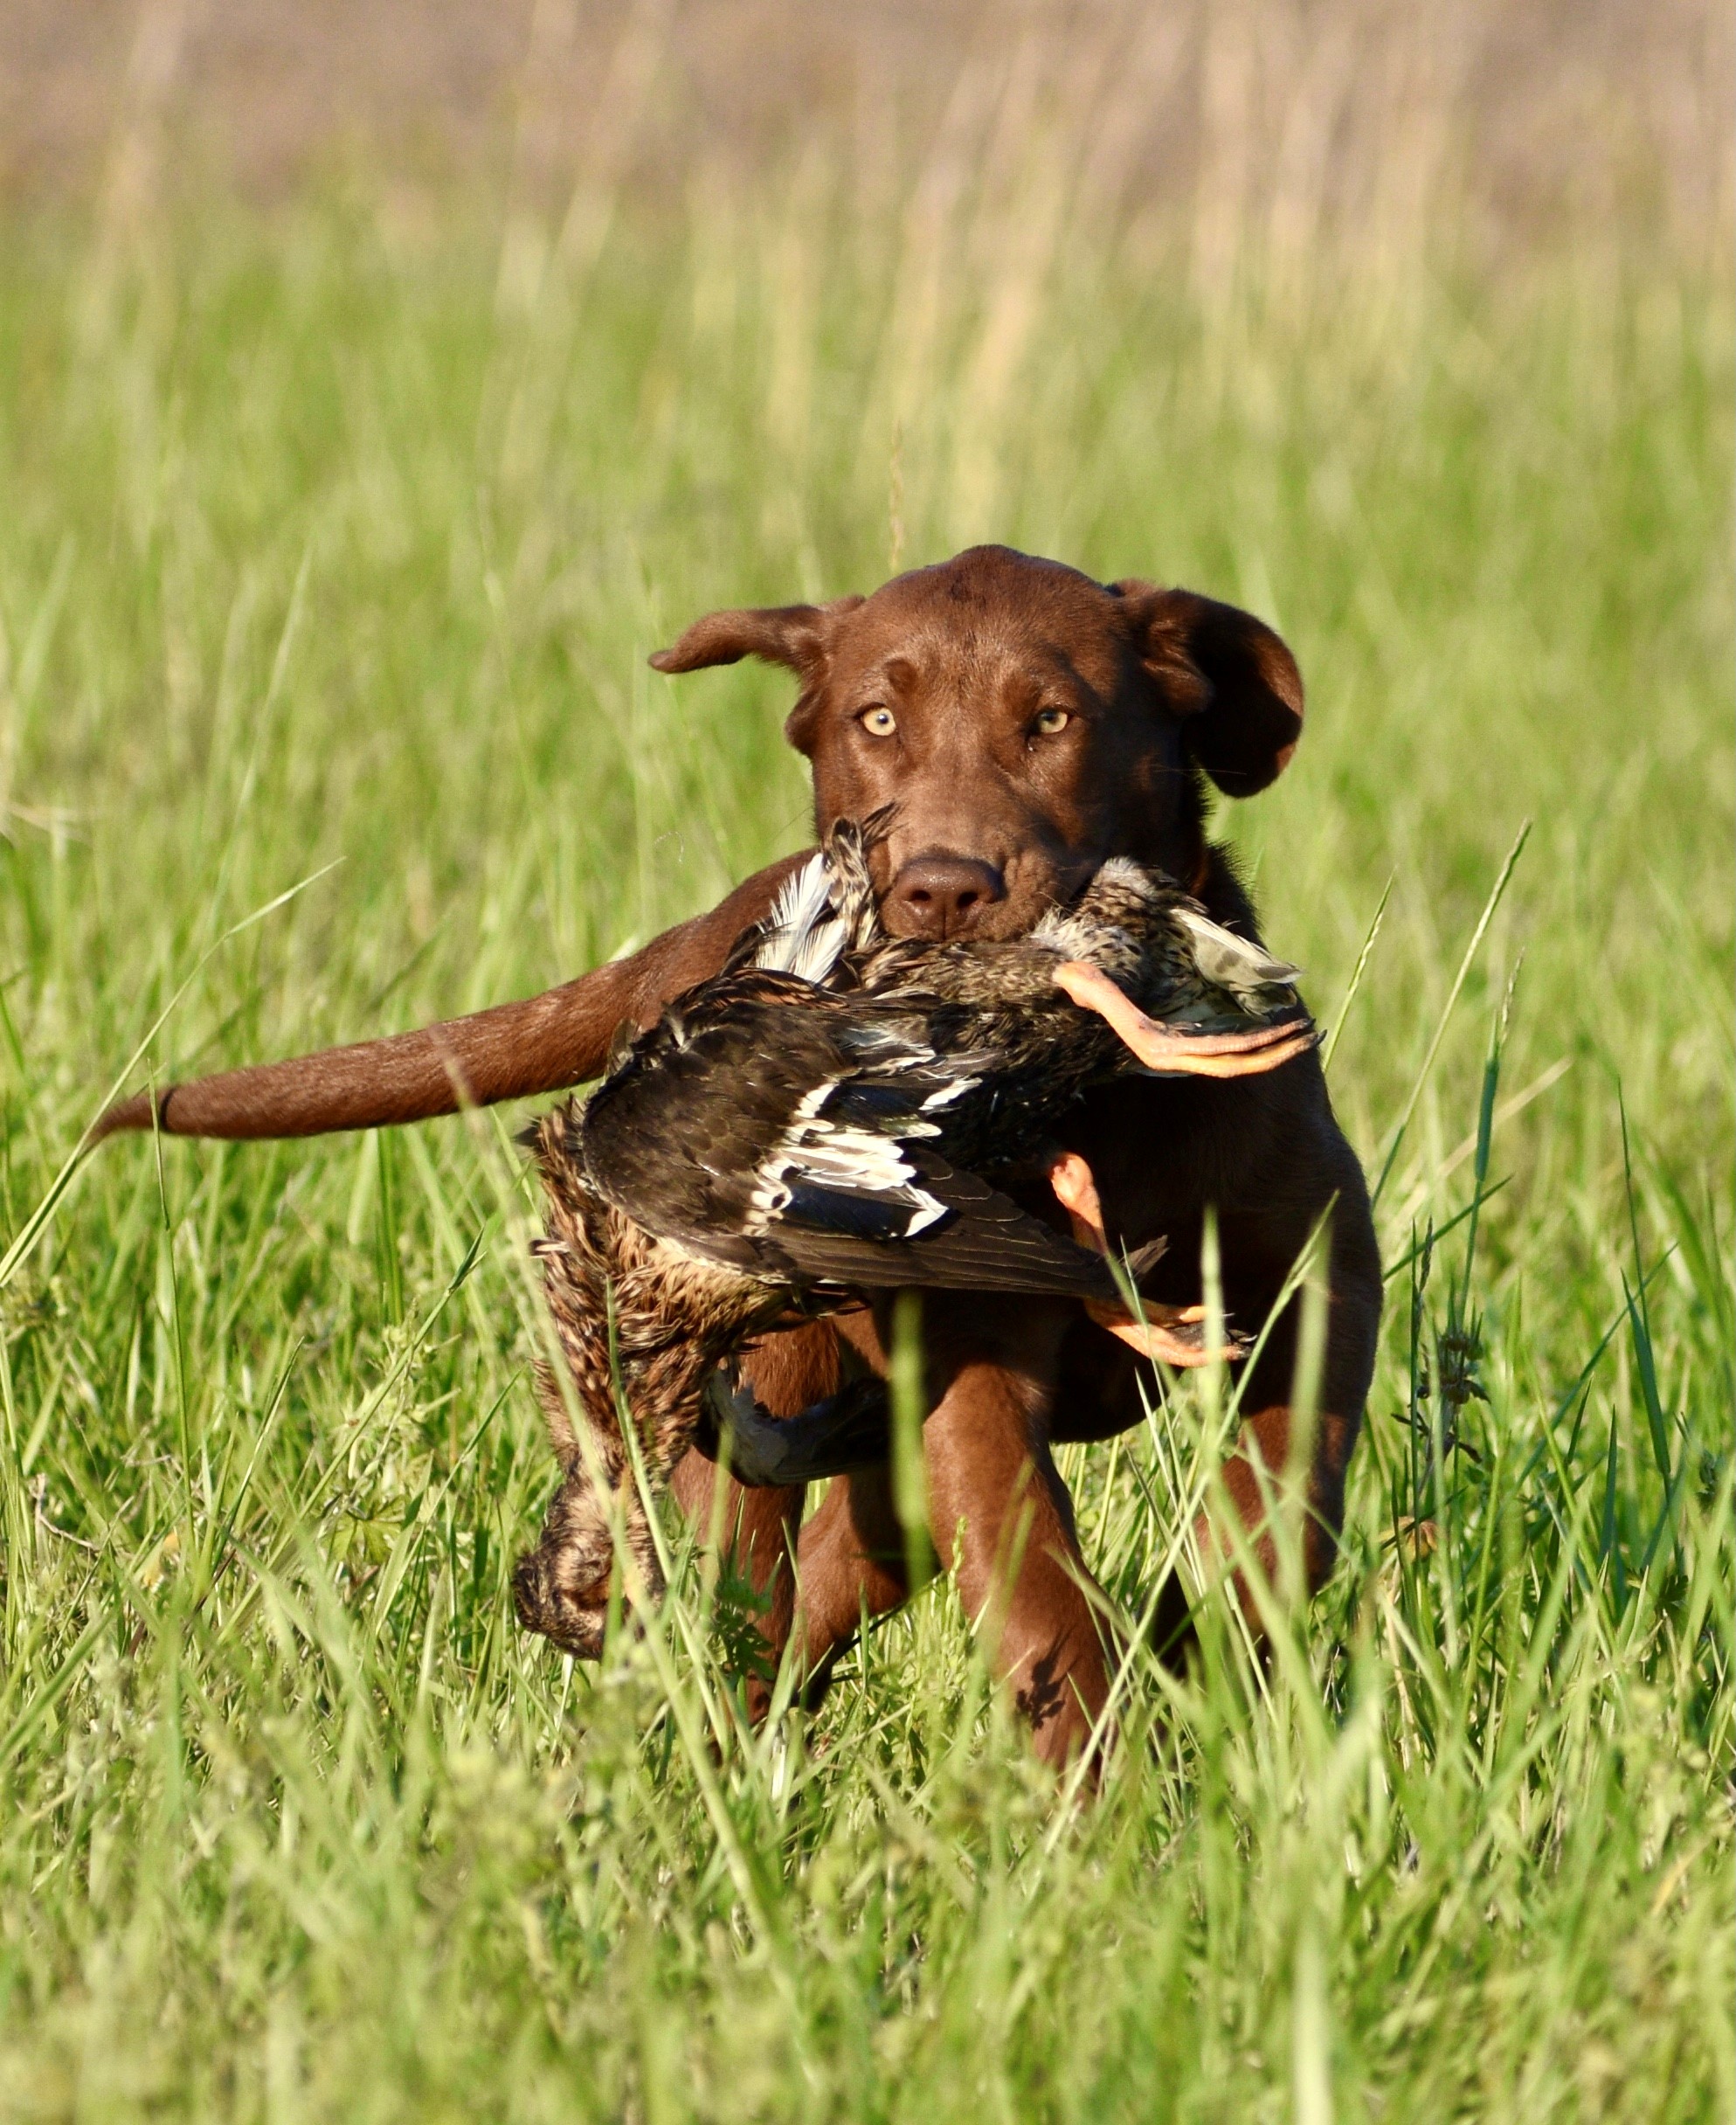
[651,545,1303,941]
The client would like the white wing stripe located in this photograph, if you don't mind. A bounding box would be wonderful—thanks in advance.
[919,1076,978,1110]
[745,1120,950,1237]
[901,1200,951,1237]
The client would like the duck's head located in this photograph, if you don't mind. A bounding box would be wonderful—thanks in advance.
[512,1467,662,1661]
[510,1534,611,1660]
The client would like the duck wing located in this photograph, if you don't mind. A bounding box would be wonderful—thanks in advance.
[730,1139,1124,1299]
[580,992,1119,1301]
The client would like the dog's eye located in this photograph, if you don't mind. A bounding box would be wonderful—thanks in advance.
[860,706,897,737]
[1032,707,1071,737]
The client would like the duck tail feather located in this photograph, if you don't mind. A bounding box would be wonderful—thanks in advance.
[1171,903,1301,996]
[750,851,850,983]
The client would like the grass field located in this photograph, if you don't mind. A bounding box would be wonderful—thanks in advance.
[0,149,1730,2122]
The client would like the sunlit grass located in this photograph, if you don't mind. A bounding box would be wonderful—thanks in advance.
[0,167,1728,2122]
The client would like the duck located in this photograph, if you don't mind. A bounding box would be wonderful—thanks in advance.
[511,820,1314,1658]
[579,817,1309,1291]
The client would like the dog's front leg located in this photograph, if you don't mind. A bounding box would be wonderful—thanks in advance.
[792,1298,1111,1769]
[918,1319,1111,1770]
[808,1293,1107,1768]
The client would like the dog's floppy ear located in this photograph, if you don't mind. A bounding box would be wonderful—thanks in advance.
[1114,582,1304,798]
[649,596,865,680]
[650,596,866,754]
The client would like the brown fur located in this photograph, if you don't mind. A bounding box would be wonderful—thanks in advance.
[96,545,1381,1766]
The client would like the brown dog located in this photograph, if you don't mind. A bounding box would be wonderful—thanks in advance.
[96,546,1380,1764]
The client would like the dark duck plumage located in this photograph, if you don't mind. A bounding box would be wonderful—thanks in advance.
[511,821,1311,1658]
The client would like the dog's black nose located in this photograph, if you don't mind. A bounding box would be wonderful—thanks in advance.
[883,855,1006,939]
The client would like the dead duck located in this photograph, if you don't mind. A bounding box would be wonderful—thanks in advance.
[578,821,1310,1297]
[512,823,1313,1658]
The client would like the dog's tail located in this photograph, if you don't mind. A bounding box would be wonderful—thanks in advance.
[88,976,625,1143]
[91,855,808,1144]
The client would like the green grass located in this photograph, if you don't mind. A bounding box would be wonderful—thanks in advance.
[0,176,1730,2122]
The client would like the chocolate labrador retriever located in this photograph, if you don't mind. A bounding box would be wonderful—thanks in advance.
[96,545,1380,1765]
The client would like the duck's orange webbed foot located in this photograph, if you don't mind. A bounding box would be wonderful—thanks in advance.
[1048,1150,1241,1369]
[1052,961,1317,1078]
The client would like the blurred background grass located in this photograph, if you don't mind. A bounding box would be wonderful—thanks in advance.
[0,3,1730,2119]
